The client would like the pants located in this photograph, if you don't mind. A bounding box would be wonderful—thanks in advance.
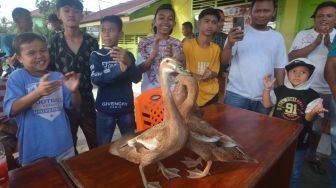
[96,111,136,145]
[290,149,307,188]
[66,109,97,152]
[224,91,269,114]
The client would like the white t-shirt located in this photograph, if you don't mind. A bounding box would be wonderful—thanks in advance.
[227,25,288,100]
[290,28,336,94]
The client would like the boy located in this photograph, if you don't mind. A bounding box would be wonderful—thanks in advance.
[288,1,336,174]
[1,7,32,76]
[222,0,287,114]
[47,13,63,34]
[183,8,220,107]
[4,32,81,166]
[48,0,98,151]
[181,22,194,43]
[262,58,327,188]
[89,16,141,145]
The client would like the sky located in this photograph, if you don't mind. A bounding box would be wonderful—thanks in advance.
[0,0,130,21]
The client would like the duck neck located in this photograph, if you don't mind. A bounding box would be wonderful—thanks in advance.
[180,79,198,121]
[160,70,181,124]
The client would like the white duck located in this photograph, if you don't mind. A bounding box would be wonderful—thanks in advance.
[109,58,192,188]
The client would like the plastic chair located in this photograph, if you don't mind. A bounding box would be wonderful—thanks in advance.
[135,88,164,132]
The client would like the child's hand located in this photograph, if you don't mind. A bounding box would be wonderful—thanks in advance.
[63,71,80,93]
[201,67,217,81]
[111,47,132,72]
[164,43,173,57]
[149,37,160,60]
[263,74,276,90]
[312,98,329,114]
[36,73,62,96]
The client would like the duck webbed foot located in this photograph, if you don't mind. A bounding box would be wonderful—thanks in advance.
[157,161,180,179]
[139,165,162,188]
[147,182,162,188]
[186,160,212,179]
[181,156,202,168]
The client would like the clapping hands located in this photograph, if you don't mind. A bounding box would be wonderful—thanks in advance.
[110,47,132,72]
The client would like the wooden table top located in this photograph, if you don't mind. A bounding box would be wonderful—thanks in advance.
[61,104,303,188]
[9,158,74,188]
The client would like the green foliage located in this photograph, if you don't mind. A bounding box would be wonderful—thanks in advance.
[0,17,15,34]
[35,0,57,15]
[35,0,57,38]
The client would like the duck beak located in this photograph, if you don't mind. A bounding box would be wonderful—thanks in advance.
[176,64,192,76]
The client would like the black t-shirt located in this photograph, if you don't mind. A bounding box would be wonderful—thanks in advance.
[273,85,319,149]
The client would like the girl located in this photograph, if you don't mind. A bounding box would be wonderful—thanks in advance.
[137,3,182,92]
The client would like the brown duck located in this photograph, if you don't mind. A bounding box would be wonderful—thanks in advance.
[109,58,193,188]
[173,73,258,179]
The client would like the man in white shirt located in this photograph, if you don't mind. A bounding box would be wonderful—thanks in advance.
[221,0,287,114]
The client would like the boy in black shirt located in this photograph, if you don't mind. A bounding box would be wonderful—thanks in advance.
[262,58,328,188]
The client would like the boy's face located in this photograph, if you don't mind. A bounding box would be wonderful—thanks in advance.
[287,66,311,87]
[217,12,225,33]
[198,15,218,37]
[250,1,276,28]
[17,39,49,76]
[58,5,83,28]
[101,21,122,47]
[314,6,336,34]
[16,15,33,32]
[154,9,176,35]
[182,25,192,37]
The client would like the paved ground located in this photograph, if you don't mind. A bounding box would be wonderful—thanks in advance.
[76,84,333,187]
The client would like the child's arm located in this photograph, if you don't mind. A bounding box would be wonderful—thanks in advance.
[137,38,160,73]
[89,51,125,87]
[305,98,328,122]
[262,74,275,108]
[10,73,62,116]
[112,48,142,83]
[63,72,81,109]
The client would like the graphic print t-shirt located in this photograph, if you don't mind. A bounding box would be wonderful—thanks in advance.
[273,85,319,149]
[4,69,73,164]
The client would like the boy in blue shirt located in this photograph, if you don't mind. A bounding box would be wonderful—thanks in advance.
[4,33,81,166]
[89,16,141,145]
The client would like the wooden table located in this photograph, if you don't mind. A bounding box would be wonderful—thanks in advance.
[60,104,302,188]
[9,158,74,188]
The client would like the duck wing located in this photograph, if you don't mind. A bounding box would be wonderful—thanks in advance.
[127,122,166,151]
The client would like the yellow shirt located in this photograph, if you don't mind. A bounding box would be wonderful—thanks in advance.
[183,38,220,106]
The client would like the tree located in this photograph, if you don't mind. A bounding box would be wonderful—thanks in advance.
[35,0,57,37]
[0,17,15,34]
[35,0,56,16]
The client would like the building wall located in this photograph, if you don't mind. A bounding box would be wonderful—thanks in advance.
[171,0,193,41]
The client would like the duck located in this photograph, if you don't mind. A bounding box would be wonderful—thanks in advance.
[172,73,258,179]
[109,57,193,188]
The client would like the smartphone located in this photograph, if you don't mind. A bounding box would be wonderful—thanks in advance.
[233,16,244,31]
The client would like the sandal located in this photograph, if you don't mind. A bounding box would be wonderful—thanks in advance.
[307,159,327,175]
